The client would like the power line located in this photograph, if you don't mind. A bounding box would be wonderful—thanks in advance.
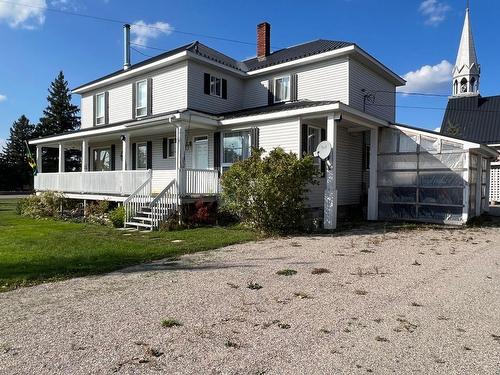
[365,89,450,98]
[0,0,272,47]
[367,102,500,114]
[131,47,153,58]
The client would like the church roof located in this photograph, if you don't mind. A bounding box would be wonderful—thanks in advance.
[440,95,500,144]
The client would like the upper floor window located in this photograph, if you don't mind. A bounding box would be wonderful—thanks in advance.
[274,76,290,103]
[210,76,221,97]
[135,80,148,117]
[204,73,227,99]
[95,93,105,125]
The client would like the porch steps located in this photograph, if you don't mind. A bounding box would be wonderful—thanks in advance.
[124,221,152,230]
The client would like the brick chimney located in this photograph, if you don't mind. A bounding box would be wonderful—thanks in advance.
[257,22,270,60]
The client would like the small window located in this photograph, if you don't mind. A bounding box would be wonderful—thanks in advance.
[168,138,176,158]
[136,143,147,169]
[274,76,290,102]
[93,148,111,171]
[135,80,148,117]
[222,131,251,168]
[460,78,468,94]
[306,126,321,170]
[210,75,221,97]
[95,93,105,125]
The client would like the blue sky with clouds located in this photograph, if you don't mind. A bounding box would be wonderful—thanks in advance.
[0,0,498,147]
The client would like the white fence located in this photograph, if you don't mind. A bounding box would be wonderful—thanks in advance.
[34,170,151,196]
[179,169,220,196]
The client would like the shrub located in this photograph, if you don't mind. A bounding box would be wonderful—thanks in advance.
[17,191,64,218]
[188,199,216,226]
[108,206,125,228]
[84,200,112,226]
[220,147,318,234]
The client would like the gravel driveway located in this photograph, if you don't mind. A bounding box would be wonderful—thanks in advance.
[1,223,499,374]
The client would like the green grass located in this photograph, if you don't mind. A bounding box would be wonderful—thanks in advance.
[0,199,259,292]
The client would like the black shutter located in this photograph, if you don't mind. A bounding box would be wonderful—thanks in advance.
[301,124,308,157]
[251,127,260,149]
[147,77,153,116]
[222,78,227,99]
[162,138,168,159]
[131,83,136,120]
[291,74,298,101]
[267,79,274,105]
[92,95,96,126]
[110,144,116,171]
[204,73,210,95]
[320,128,326,176]
[104,92,109,125]
[131,143,136,170]
[146,141,152,170]
[213,132,221,170]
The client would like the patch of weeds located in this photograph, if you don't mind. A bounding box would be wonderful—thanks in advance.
[492,334,500,342]
[262,319,281,329]
[463,346,472,351]
[373,318,383,324]
[411,302,423,307]
[226,282,239,289]
[394,318,417,333]
[290,241,301,247]
[411,260,422,266]
[293,292,310,299]
[161,318,182,328]
[343,328,351,333]
[375,336,389,342]
[276,269,297,276]
[437,316,450,321]
[146,347,164,357]
[224,340,239,348]
[360,249,375,254]
[278,323,291,329]
[320,328,331,334]
[434,358,446,364]
[312,268,330,274]
[354,289,368,296]
[247,282,262,290]
[456,328,466,333]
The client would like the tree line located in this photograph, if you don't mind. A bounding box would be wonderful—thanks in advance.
[0,71,80,191]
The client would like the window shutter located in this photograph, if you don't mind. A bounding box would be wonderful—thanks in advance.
[104,92,109,125]
[222,79,227,99]
[146,141,153,170]
[320,128,326,176]
[147,78,153,116]
[131,83,136,120]
[291,74,298,101]
[92,95,96,126]
[162,138,168,159]
[110,144,116,171]
[251,127,260,149]
[131,143,136,170]
[204,73,210,95]
[301,124,308,157]
[267,79,274,105]
[213,132,221,170]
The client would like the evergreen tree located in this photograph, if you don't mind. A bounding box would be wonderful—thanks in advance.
[35,71,81,172]
[0,115,36,190]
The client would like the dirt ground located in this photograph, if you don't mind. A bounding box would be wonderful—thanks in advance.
[1,223,499,375]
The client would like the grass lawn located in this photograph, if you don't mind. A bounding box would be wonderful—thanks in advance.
[0,199,259,292]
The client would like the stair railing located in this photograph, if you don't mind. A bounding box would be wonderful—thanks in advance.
[123,170,152,226]
[149,179,178,229]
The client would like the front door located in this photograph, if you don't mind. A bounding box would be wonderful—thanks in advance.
[193,136,209,169]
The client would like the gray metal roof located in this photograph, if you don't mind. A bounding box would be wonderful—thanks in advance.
[440,95,500,144]
[221,100,338,119]
[243,39,354,71]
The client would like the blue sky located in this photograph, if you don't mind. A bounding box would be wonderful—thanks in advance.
[0,0,499,147]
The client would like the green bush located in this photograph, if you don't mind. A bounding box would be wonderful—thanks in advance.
[17,191,64,219]
[220,147,318,234]
[108,206,125,228]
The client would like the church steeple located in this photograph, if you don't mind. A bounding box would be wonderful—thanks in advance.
[452,1,480,97]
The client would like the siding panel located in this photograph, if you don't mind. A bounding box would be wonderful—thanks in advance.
[80,95,93,129]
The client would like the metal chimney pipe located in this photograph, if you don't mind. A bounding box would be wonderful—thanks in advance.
[123,24,131,70]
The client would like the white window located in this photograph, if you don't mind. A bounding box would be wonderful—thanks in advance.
[222,131,251,171]
[307,126,321,170]
[210,75,221,97]
[135,80,148,117]
[136,143,147,169]
[95,93,105,125]
[274,76,290,102]
[168,138,176,158]
[93,148,111,171]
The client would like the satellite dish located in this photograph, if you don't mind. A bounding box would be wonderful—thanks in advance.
[313,141,333,170]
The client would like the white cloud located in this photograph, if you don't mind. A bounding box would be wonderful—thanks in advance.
[131,20,173,47]
[398,60,453,94]
[0,94,6,102]
[419,0,451,26]
[0,0,46,29]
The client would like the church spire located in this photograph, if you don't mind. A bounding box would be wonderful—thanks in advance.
[452,1,480,96]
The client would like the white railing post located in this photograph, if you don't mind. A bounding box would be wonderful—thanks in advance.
[36,145,42,174]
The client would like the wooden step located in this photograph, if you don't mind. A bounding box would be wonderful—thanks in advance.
[132,216,153,222]
[125,221,152,229]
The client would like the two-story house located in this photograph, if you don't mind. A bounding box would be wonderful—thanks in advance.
[30,22,496,229]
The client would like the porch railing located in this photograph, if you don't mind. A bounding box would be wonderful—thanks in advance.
[179,168,220,196]
[123,174,153,225]
[34,170,151,196]
[150,180,178,229]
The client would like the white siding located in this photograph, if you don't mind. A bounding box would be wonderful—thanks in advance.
[187,61,244,114]
[108,83,132,124]
[349,58,396,122]
[153,62,188,114]
[242,79,269,108]
[336,126,363,206]
[80,94,93,129]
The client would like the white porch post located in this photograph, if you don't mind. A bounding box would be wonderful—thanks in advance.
[82,139,88,172]
[58,143,65,173]
[324,114,339,230]
[485,160,491,212]
[476,156,482,216]
[462,152,470,223]
[36,145,42,173]
[122,133,130,170]
[367,127,379,220]
[175,124,186,199]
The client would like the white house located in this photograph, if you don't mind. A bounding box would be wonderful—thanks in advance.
[30,22,497,230]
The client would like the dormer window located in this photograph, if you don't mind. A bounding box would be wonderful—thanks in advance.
[135,80,148,117]
[210,76,222,97]
[95,93,105,125]
[274,76,290,103]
